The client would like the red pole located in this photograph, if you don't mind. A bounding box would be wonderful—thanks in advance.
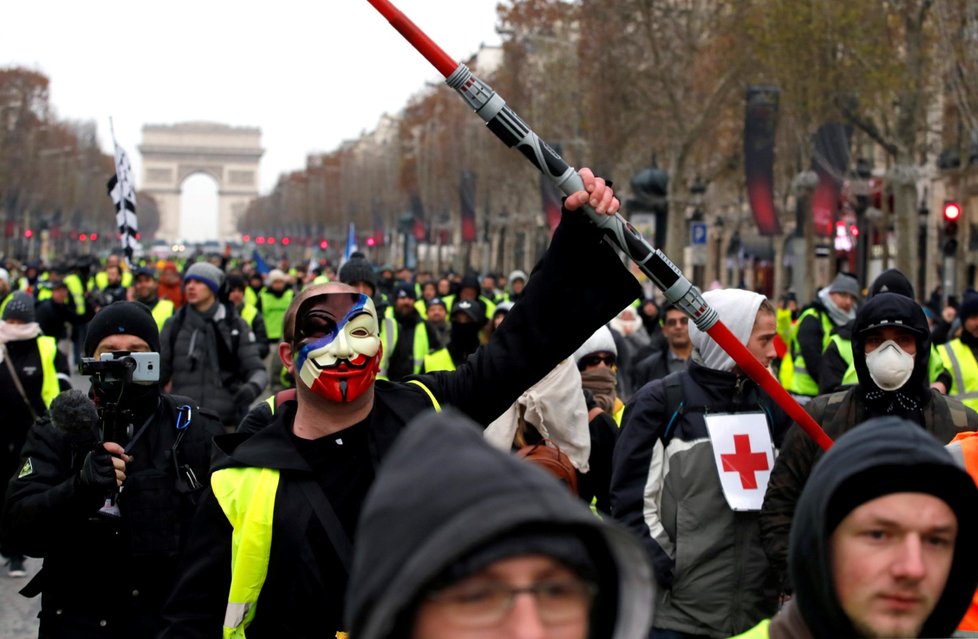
[366,0,458,78]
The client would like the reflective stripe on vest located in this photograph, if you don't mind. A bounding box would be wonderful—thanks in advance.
[378,317,429,379]
[151,299,175,332]
[423,348,456,372]
[260,289,293,341]
[787,308,833,396]
[64,273,86,315]
[939,340,978,411]
[36,336,59,408]
[212,467,281,638]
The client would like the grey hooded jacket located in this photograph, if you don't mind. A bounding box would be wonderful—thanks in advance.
[346,408,655,639]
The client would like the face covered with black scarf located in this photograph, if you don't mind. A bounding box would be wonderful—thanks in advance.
[851,293,931,414]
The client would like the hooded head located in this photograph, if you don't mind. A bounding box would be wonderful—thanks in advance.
[851,292,930,403]
[345,408,653,639]
[789,417,978,638]
[868,269,915,299]
[688,289,766,372]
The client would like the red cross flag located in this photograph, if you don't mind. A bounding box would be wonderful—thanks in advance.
[704,413,775,511]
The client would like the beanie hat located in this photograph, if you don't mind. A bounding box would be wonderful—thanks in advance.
[2,291,35,323]
[267,268,288,284]
[427,297,447,310]
[960,289,978,321]
[134,266,157,280]
[573,325,618,364]
[184,262,225,296]
[508,270,528,286]
[868,268,914,299]
[84,301,161,356]
[828,272,860,299]
[451,299,486,325]
[339,257,377,292]
[494,301,514,317]
[0,267,9,283]
[394,282,416,300]
[226,274,246,292]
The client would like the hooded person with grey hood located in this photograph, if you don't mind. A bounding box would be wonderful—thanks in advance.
[736,417,978,638]
[760,290,978,593]
[346,408,653,639]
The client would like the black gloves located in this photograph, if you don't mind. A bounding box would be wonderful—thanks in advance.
[79,449,118,490]
[233,382,261,408]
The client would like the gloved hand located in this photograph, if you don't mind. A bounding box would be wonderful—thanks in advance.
[233,382,261,408]
[79,448,120,490]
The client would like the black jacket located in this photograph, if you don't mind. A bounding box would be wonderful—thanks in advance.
[1,391,221,639]
[346,409,654,639]
[761,293,978,591]
[161,210,642,638]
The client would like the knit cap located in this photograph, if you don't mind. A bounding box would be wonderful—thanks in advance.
[84,301,161,355]
[828,272,860,300]
[573,325,618,364]
[2,291,35,323]
[184,262,225,295]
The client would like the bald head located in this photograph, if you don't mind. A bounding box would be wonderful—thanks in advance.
[283,282,359,344]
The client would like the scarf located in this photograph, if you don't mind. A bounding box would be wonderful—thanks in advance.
[819,287,855,327]
[863,389,920,415]
[0,321,42,363]
[580,367,618,413]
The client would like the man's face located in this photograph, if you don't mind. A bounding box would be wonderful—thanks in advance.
[395,295,416,319]
[135,274,157,300]
[662,310,690,350]
[269,279,286,293]
[438,279,452,296]
[228,287,245,306]
[427,304,447,324]
[745,311,777,368]
[106,266,122,286]
[289,291,382,403]
[106,255,120,269]
[830,291,857,313]
[832,492,956,638]
[459,287,478,301]
[511,279,525,295]
[52,287,68,303]
[411,555,592,639]
[93,334,151,359]
[482,276,496,291]
[864,326,918,357]
[184,279,215,308]
[964,314,978,340]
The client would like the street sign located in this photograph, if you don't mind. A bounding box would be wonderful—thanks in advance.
[691,222,708,245]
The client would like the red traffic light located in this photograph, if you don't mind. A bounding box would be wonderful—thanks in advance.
[319,240,328,250]
[281,237,290,246]
[849,224,859,237]
[366,236,376,247]
[91,232,98,241]
[256,236,266,245]
[267,236,276,245]
[79,233,88,241]
[944,201,962,221]
[23,229,33,238]
[242,234,251,243]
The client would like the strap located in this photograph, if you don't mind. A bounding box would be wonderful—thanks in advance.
[407,379,441,412]
[661,374,684,446]
[2,344,40,421]
[294,477,353,574]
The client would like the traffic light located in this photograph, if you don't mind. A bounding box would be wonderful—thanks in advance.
[943,200,961,256]
[281,237,290,246]
[366,236,376,247]
[319,239,328,250]
[242,234,251,243]
[23,228,33,239]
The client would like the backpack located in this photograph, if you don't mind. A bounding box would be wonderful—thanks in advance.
[513,404,579,494]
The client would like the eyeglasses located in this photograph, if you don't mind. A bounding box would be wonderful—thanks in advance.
[426,578,596,628]
[578,353,616,370]
[664,317,689,327]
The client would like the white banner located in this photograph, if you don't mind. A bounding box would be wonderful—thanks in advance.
[704,412,775,511]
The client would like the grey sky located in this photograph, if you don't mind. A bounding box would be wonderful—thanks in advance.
[2,1,502,239]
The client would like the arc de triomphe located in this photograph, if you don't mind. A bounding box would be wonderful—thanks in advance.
[139,122,263,241]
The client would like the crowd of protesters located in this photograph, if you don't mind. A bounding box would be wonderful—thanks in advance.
[1,170,978,638]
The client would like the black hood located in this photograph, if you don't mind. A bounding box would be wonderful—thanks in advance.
[346,408,653,639]
[851,292,931,402]
[790,417,978,638]
[868,268,915,298]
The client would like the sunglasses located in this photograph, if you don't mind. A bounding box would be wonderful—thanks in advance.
[664,317,689,327]
[578,353,616,370]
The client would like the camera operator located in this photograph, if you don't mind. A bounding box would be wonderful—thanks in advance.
[1,301,222,638]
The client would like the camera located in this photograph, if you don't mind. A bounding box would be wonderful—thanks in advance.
[78,352,161,384]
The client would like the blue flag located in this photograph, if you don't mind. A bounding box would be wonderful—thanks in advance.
[252,249,270,275]
[342,222,358,266]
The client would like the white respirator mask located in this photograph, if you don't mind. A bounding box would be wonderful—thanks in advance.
[864,340,915,391]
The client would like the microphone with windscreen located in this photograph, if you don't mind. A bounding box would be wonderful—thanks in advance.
[50,389,100,443]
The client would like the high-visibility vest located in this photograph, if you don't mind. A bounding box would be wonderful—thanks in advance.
[377,316,429,380]
[939,339,978,411]
[95,270,133,290]
[239,304,258,328]
[37,336,60,408]
[63,273,86,315]
[423,347,456,372]
[212,381,439,638]
[948,432,978,633]
[244,287,258,309]
[829,333,858,387]
[785,308,833,396]
[150,299,175,332]
[260,289,293,341]
[729,619,771,639]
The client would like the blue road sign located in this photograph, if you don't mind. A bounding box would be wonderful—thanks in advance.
[691,222,708,245]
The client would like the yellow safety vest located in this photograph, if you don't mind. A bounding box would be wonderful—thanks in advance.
[239,304,258,328]
[212,381,439,638]
[829,333,858,387]
[63,273,86,315]
[244,287,258,309]
[730,619,771,639]
[377,317,429,380]
[260,289,293,341]
[784,308,833,396]
[37,336,60,408]
[939,339,978,411]
[423,348,456,372]
[95,270,133,289]
[151,299,175,333]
